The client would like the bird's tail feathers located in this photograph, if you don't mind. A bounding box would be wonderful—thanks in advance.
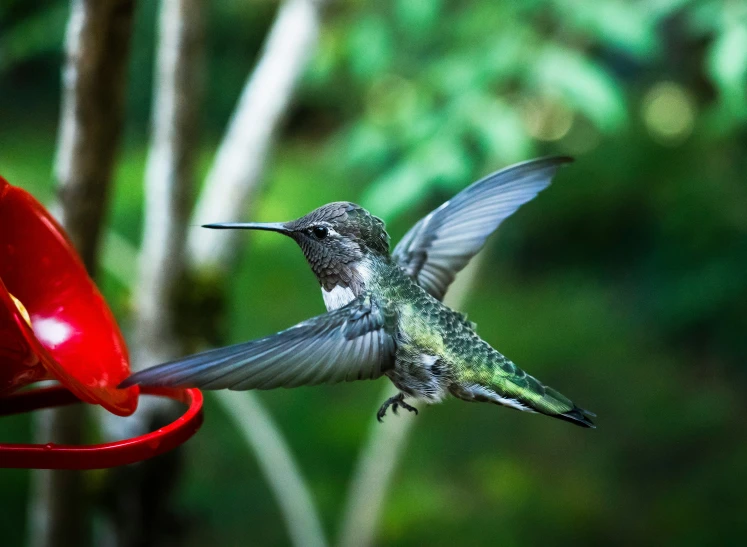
[530,385,596,428]
[553,404,596,428]
[486,372,596,429]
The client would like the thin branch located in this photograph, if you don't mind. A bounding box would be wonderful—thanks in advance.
[30,2,136,547]
[215,391,328,547]
[104,0,204,462]
[337,256,483,547]
[336,387,414,547]
[97,2,204,545]
[180,1,330,543]
[136,0,203,369]
[187,0,327,270]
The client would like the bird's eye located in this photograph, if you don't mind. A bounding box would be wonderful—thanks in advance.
[311,226,328,239]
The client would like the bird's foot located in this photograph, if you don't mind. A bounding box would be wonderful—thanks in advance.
[377,393,418,422]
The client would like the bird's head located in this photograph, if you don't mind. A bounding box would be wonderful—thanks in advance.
[203,202,390,292]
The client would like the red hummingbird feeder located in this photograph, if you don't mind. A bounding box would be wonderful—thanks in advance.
[0,176,203,469]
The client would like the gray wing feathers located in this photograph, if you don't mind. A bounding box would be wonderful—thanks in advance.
[121,295,395,390]
[392,156,572,300]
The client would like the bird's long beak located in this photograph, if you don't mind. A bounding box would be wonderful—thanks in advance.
[201,222,292,235]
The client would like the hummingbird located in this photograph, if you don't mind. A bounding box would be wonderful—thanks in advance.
[122,156,595,428]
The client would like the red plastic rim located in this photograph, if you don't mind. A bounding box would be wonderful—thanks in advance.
[0,386,203,469]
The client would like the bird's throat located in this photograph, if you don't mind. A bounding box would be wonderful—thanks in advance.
[320,258,376,311]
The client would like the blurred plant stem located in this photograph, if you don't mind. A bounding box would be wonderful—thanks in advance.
[181,2,331,541]
[215,392,328,547]
[187,0,328,270]
[337,256,482,547]
[29,1,136,547]
[97,0,330,545]
[135,0,203,370]
[97,1,204,546]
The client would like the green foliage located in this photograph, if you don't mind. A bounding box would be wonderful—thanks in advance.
[306,0,639,220]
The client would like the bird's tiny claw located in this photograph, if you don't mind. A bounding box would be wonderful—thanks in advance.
[376,393,418,422]
[400,400,418,415]
[376,403,390,422]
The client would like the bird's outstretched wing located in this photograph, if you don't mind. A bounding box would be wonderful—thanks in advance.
[121,295,395,390]
[392,156,572,300]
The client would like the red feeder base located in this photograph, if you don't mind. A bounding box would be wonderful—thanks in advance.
[0,385,203,469]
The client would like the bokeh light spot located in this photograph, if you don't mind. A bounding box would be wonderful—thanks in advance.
[520,96,574,142]
[642,82,696,145]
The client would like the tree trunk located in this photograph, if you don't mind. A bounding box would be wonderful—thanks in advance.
[181,1,332,545]
[29,1,136,547]
[55,0,137,273]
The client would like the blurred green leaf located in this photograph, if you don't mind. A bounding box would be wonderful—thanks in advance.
[555,0,659,59]
[343,123,395,170]
[347,15,394,82]
[418,135,472,191]
[480,27,535,81]
[531,47,627,133]
[361,161,430,220]
[427,54,485,96]
[306,31,344,87]
[465,96,533,163]
[394,0,443,38]
[708,21,747,118]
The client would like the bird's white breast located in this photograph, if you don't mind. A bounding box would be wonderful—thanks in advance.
[322,285,356,310]
[321,259,375,311]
